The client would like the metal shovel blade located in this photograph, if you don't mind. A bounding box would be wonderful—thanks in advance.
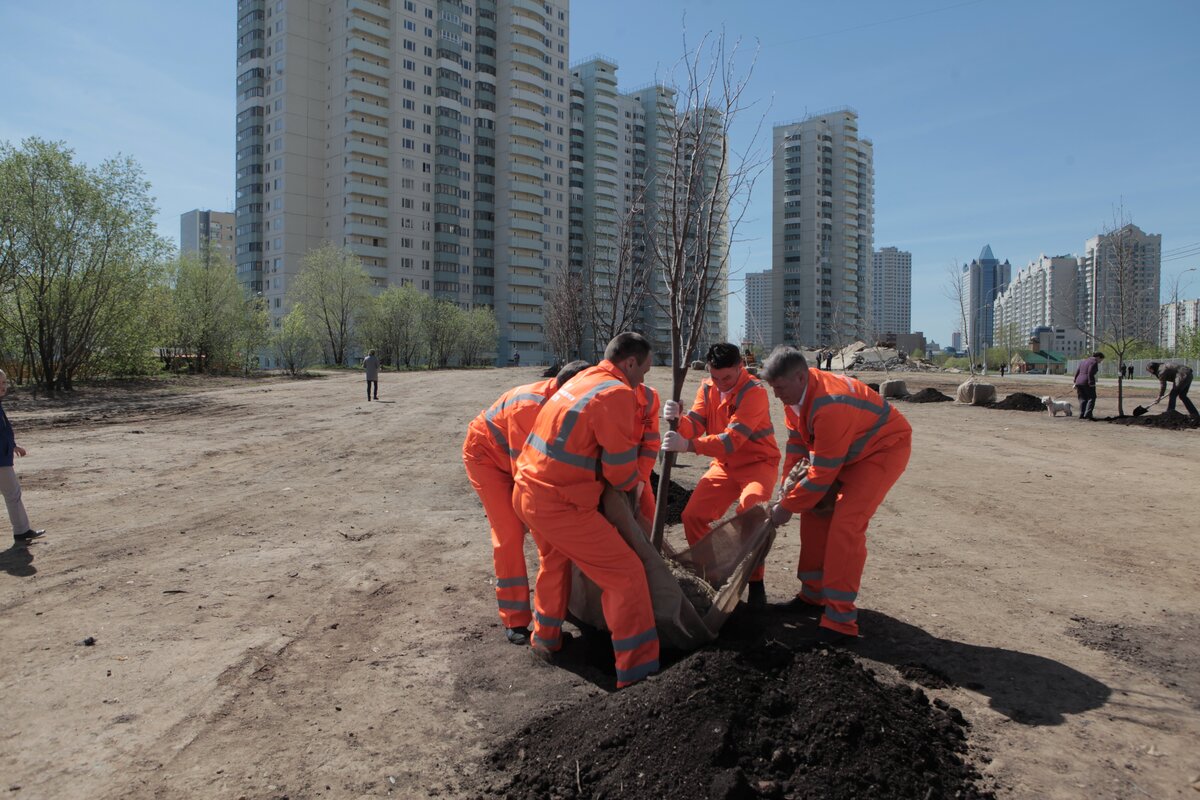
[1132,405,1150,417]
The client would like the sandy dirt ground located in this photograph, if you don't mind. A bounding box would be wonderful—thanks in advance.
[1,367,1197,799]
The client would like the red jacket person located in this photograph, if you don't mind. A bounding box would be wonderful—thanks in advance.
[760,346,912,639]
[513,333,659,688]
[661,343,779,606]
[462,360,590,644]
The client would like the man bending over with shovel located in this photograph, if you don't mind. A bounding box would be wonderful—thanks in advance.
[1147,362,1198,421]
[760,346,912,643]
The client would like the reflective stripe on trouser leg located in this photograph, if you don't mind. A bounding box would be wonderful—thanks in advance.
[817,435,911,636]
[797,511,832,604]
[733,461,778,582]
[521,496,658,687]
[0,466,31,537]
[463,456,531,628]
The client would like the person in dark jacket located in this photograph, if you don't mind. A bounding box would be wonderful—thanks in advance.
[1073,352,1104,420]
[0,370,45,544]
[1147,362,1198,420]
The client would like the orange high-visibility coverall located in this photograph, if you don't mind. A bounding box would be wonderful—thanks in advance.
[635,384,661,524]
[462,377,558,629]
[780,371,912,636]
[513,360,659,688]
[673,367,780,580]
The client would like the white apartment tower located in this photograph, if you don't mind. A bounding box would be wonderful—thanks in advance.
[771,109,874,348]
[1161,299,1200,353]
[1079,223,1162,347]
[235,0,571,363]
[744,270,772,350]
[991,254,1080,349]
[871,246,910,337]
[181,209,237,266]
[567,57,727,361]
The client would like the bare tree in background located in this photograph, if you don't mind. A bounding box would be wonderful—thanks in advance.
[542,260,586,364]
[583,188,655,356]
[943,261,978,378]
[646,29,769,550]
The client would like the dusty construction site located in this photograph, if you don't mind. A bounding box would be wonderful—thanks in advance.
[1,369,1197,799]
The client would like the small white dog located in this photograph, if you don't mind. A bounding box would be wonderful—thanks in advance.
[1041,396,1073,417]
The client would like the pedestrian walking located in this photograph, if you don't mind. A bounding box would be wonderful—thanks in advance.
[361,349,380,401]
[0,369,46,545]
[1073,352,1104,420]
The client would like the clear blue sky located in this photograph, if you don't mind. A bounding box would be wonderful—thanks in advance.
[2,0,1197,346]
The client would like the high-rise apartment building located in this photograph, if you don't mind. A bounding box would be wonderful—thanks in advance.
[567,57,727,361]
[771,109,874,348]
[1079,223,1162,347]
[181,209,236,265]
[744,270,772,349]
[991,254,1080,351]
[235,0,571,363]
[1161,298,1200,353]
[961,245,1010,359]
[871,246,910,338]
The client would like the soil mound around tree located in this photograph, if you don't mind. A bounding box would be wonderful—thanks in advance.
[477,644,992,800]
[989,392,1046,412]
[650,470,693,525]
[1104,410,1200,430]
[903,387,954,404]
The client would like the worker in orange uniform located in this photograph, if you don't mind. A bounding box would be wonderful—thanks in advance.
[513,333,659,688]
[634,382,661,525]
[463,360,592,645]
[760,346,912,641]
[661,342,780,607]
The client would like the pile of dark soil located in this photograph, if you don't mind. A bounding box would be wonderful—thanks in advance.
[1104,410,1200,430]
[650,470,693,525]
[989,392,1046,412]
[904,387,954,404]
[478,644,992,799]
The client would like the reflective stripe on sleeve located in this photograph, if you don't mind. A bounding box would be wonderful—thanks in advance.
[496,577,527,588]
[748,426,775,441]
[601,446,639,466]
[686,410,707,426]
[526,434,598,472]
[730,422,753,437]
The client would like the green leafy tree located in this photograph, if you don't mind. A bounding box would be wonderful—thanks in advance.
[362,284,426,368]
[291,243,371,366]
[458,306,498,366]
[421,296,464,368]
[273,303,318,376]
[170,253,265,373]
[0,138,171,390]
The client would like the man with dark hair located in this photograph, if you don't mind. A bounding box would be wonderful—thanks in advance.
[1147,362,1198,420]
[662,342,779,607]
[514,333,659,688]
[1073,352,1105,420]
[760,346,912,641]
[462,360,591,644]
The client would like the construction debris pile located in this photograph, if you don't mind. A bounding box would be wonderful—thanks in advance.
[830,341,942,373]
[476,642,993,800]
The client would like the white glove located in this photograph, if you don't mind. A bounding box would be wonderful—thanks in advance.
[663,400,681,421]
[769,503,793,527]
[661,430,691,453]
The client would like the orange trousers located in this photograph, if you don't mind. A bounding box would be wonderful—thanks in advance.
[462,452,531,629]
[682,460,778,581]
[513,488,659,688]
[794,434,911,636]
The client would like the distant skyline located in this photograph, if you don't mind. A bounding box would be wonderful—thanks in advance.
[2,0,1198,345]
